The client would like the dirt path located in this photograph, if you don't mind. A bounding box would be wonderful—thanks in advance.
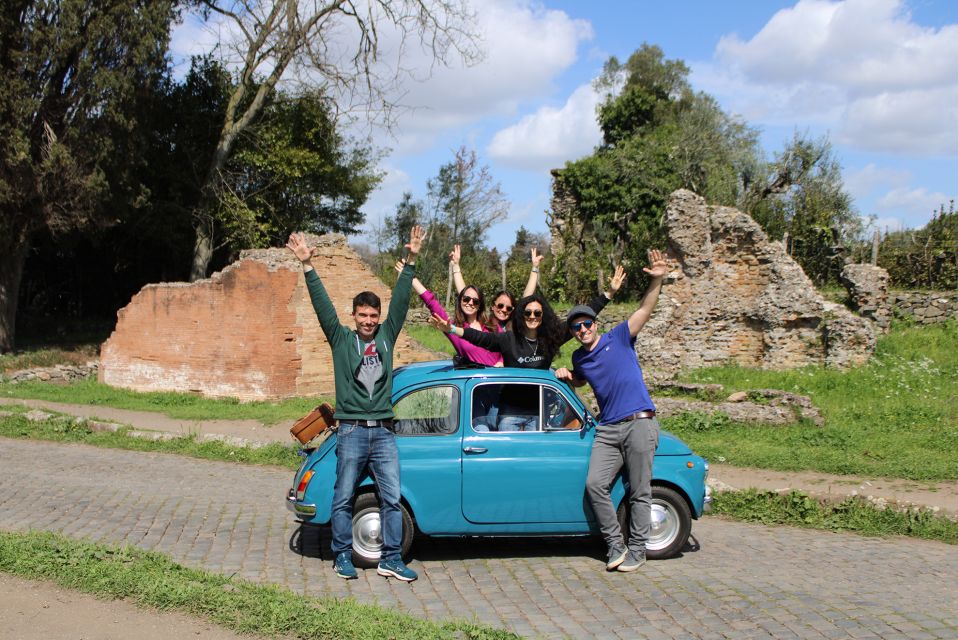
[3,396,957,516]
[0,574,252,640]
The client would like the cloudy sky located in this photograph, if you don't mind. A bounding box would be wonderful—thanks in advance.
[173,0,958,252]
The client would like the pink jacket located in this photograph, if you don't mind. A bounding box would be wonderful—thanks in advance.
[420,290,503,366]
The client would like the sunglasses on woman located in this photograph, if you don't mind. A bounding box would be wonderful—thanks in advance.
[523,309,543,318]
[460,295,480,305]
[494,303,513,312]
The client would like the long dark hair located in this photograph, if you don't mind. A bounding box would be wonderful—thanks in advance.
[453,285,495,330]
[512,293,564,364]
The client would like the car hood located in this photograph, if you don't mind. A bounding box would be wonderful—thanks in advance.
[657,431,693,456]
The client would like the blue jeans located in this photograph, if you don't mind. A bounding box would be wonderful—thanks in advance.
[330,423,402,560]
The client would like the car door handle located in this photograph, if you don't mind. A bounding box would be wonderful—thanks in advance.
[463,447,488,454]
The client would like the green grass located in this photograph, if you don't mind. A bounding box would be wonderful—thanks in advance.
[0,345,100,373]
[0,377,329,424]
[0,411,303,469]
[665,321,958,481]
[0,530,519,640]
[711,489,958,544]
[405,324,456,356]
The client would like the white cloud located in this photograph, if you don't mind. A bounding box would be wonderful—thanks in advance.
[358,165,413,238]
[844,163,911,200]
[709,0,958,154]
[871,216,904,233]
[876,186,950,218]
[382,0,593,151]
[487,83,602,171]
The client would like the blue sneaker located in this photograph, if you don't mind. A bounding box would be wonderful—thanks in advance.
[377,556,417,582]
[334,551,358,579]
[617,549,646,572]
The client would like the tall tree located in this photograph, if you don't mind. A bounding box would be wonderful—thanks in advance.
[186,0,481,280]
[0,0,175,352]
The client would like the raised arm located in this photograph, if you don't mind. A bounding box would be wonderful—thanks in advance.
[449,244,466,294]
[521,247,544,298]
[395,259,427,296]
[429,314,506,352]
[628,249,667,337]
[287,232,341,339]
[382,226,426,340]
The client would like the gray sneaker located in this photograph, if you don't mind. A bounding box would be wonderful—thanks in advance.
[606,545,628,571]
[617,550,646,572]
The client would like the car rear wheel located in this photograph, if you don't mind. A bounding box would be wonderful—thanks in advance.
[616,485,691,560]
[350,492,415,568]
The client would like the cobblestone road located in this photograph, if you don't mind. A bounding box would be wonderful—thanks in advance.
[1,438,955,640]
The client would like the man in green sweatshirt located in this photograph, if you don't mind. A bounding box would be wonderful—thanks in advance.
[287,226,425,582]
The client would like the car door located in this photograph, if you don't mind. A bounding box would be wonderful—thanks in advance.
[461,379,594,524]
[392,383,464,531]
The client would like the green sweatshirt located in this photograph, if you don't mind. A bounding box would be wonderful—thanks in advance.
[304,263,414,420]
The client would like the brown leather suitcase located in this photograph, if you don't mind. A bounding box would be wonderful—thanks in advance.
[290,402,336,444]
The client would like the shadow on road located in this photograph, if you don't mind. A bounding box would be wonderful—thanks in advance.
[288,524,701,564]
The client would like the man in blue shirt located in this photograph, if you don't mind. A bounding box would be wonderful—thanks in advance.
[556,249,668,572]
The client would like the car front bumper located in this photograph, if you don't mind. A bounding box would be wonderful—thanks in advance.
[703,484,712,513]
[286,488,317,517]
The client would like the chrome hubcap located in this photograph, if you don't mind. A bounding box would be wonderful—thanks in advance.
[353,511,383,559]
[647,500,680,552]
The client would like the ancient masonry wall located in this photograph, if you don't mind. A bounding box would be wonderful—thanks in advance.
[99,235,432,400]
[633,190,875,380]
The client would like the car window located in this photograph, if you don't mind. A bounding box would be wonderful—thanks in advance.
[471,383,541,433]
[543,386,583,430]
[392,385,459,436]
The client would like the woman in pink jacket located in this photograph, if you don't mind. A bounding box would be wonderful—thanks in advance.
[398,245,541,366]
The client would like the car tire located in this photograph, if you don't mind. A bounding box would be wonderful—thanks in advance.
[616,485,692,560]
[350,492,415,569]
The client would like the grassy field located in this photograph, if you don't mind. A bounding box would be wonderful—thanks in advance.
[665,320,958,481]
[0,377,330,424]
[0,530,518,640]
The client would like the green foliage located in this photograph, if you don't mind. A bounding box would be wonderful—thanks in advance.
[712,490,957,544]
[216,90,381,249]
[0,530,520,639]
[0,0,175,351]
[672,321,958,481]
[0,378,326,424]
[0,411,302,468]
[664,411,732,432]
[862,200,958,289]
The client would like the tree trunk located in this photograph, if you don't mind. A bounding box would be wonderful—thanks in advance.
[0,240,29,353]
[189,217,214,282]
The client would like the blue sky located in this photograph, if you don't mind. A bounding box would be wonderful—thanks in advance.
[172,0,958,253]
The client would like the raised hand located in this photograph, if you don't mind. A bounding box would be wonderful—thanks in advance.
[405,225,426,257]
[609,265,626,296]
[531,247,544,268]
[642,249,668,279]
[286,232,313,263]
[428,312,452,333]
[448,244,461,265]
[393,259,406,273]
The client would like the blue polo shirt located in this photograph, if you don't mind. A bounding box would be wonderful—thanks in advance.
[571,321,655,425]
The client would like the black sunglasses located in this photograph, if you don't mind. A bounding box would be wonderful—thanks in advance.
[494,303,513,312]
[460,295,480,305]
[571,319,594,332]
[523,309,543,318]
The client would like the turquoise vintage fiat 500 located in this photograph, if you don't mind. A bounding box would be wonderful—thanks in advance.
[287,361,711,567]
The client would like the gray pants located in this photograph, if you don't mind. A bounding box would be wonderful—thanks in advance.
[585,417,660,553]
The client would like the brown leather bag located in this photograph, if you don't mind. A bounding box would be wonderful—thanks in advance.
[290,402,336,444]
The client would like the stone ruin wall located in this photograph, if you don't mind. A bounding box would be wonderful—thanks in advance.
[549,187,876,381]
[99,234,433,401]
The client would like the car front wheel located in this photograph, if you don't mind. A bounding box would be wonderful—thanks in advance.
[350,492,415,568]
[616,485,692,560]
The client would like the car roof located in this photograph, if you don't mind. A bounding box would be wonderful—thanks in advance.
[394,360,567,386]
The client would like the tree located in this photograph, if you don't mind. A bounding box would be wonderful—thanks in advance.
[552,43,761,301]
[0,0,175,352]
[215,88,382,252]
[747,134,860,285]
[186,0,481,280]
